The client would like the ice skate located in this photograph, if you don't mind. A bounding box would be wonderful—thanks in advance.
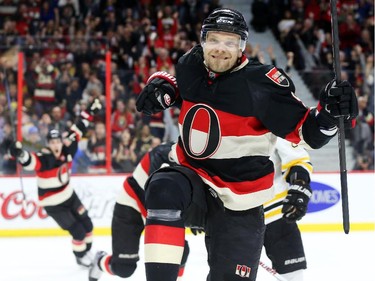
[89,251,106,281]
[76,251,94,267]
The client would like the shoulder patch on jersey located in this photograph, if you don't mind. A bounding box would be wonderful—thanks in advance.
[265,67,290,87]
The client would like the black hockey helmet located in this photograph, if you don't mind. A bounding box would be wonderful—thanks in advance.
[201,8,248,50]
[46,129,62,141]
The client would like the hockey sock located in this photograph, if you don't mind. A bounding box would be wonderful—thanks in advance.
[85,232,93,251]
[177,264,185,280]
[178,240,190,279]
[143,171,191,281]
[98,254,114,275]
[72,239,87,257]
[144,223,185,281]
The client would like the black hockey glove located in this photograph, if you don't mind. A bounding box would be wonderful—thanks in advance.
[317,80,358,129]
[9,141,24,158]
[65,130,77,142]
[136,71,178,116]
[80,98,102,122]
[282,180,312,223]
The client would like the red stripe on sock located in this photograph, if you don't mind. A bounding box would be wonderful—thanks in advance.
[104,255,113,275]
[144,225,185,246]
[178,265,185,277]
[72,239,84,246]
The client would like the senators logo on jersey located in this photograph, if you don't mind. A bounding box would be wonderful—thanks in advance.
[265,67,290,87]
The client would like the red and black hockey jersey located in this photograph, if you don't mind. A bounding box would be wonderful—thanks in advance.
[19,123,85,206]
[172,45,332,211]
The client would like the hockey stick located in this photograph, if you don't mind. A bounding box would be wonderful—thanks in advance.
[2,67,27,208]
[330,0,350,234]
[258,260,288,281]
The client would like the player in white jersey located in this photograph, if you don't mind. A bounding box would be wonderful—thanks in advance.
[264,137,313,280]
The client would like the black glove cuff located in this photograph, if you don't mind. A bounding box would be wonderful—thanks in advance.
[316,107,338,128]
[288,184,312,199]
[287,167,311,185]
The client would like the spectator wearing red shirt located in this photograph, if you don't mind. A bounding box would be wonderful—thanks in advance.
[33,57,58,103]
[156,6,178,50]
[339,13,361,52]
[111,99,134,138]
[155,47,175,74]
[132,55,151,95]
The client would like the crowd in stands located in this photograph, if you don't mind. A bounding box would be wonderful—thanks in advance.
[0,0,373,175]
[251,0,374,171]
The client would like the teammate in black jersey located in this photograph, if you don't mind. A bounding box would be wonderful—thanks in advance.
[135,8,358,281]
[9,99,102,267]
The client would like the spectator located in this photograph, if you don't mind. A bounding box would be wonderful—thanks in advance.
[49,106,69,132]
[250,0,269,33]
[64,78,83,117]
[111,99,134,138]
[353,150,374,171]
[339,13,361,55]
[33,57,58,112]
[22,126,44,151]
[350,96,374,155]
[113,129,134,173]
[85,121,107,174]
[38,113,52,142]
[0,122,16,174]
[129,124,156,165]
[156,5,178,50]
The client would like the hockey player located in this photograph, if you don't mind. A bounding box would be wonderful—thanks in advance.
[9,99,102,267]
[135,8,358,281]
[88,138,311,281]
[264,137,313,281]
[88,142,190,281]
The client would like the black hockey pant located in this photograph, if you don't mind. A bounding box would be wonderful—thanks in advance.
[143,166,265,281]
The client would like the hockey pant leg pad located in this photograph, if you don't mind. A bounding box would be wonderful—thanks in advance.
[145,166,207,228]
[145,170,193,216]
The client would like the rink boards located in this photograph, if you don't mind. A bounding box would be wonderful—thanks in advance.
[0,172,374,236]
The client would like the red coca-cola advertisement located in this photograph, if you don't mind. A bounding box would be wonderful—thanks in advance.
[1,190,48,220]
[0,176,125,234]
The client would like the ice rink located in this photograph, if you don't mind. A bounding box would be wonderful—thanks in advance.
[1,231,374,281]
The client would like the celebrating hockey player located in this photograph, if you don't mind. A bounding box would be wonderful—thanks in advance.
[135,7,358,281]
[9,99,102,267]
[88,138,312,281]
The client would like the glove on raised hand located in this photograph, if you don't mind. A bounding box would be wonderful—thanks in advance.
[136,71,178,115]
[317,80,358,129]
[282,180,312,223]
[81,98,102,122]
[9,141,24,158]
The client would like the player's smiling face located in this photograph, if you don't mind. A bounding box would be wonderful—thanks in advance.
[203,31,242,73]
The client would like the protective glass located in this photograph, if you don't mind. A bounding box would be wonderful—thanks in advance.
[202,32,246,51]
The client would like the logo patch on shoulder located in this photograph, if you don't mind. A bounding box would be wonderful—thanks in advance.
[265,67,290,87]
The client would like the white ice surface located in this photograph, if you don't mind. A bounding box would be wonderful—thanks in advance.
[1,231,374,281]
